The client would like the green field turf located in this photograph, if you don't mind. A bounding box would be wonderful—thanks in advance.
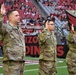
[0,57,69,75]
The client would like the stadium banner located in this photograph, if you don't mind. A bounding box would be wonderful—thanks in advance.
[66,10,76,29]
[25,35,40,57]
[25,35,69,58]
[0,35,69,58]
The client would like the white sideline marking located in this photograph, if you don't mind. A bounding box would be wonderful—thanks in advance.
[0,60,67,75]
[24,69,38,72]
[0,66,67,75]
[0,60,66,68]
[57,66,67,68]
[24,66,67,72]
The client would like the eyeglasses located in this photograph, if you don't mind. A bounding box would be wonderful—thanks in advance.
[48,24,54,25]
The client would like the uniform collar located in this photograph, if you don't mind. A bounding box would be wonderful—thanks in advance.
[8,22,19,29]
[44,28,52,34]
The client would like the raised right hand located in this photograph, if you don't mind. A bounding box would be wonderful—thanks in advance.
[0,4,6,15]
[71,24,74,31]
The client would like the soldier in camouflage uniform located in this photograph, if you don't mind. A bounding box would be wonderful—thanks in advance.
[0,4,25,75]
[66,25,76,75]
[38,19,57,75]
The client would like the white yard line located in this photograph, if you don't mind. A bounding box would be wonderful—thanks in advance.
[24,66,67,72]
[0,66,67,75]
[0,59,67,75]
[0,60,66,67]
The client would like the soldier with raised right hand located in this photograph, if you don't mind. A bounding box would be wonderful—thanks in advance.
[0,4,26,75]
[66,24,76,75]
[38,19,57,75]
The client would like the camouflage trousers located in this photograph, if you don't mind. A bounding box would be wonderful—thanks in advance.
[66,60,76,75]
[39,60,56,75]
[66,62,76,75]
[66,51,76,75]
[3,60,25,75]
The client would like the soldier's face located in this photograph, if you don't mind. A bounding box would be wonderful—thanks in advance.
[9,11,20,24]
[47,21,55,31]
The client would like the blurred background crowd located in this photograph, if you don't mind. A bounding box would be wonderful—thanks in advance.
[0,0,76,45]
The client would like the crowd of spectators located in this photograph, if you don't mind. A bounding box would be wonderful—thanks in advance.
[1,0,74,36]
[38,0,76,21]
[37,0,76,44]
[0,0,45,35]
[1,0,75,43]
[55,0,76,21]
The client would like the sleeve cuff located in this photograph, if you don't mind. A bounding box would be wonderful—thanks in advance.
[0,13,4,22]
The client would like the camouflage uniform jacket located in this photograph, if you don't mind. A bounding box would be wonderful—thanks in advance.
[66,32,76,62]
[0,14,25,62]
[38,28,57,61]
